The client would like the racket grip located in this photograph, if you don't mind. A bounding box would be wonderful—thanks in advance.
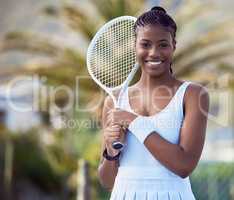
[112,141,124,150]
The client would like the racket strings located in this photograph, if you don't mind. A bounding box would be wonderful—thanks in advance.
[88,19,136,88]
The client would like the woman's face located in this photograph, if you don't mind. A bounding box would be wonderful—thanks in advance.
[135,24,176,77]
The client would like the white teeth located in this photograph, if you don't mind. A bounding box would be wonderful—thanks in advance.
[147,61,162,65]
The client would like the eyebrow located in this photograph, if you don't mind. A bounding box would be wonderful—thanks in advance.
[158,39,169,42]
[140,39,169,43]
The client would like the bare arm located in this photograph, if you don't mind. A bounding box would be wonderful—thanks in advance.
[98,149,119,190]
[144,84,209,178]
[97,96,120,190]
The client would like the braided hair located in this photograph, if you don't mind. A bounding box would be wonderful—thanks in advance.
[134,6,177,42]
[134,7,177,74]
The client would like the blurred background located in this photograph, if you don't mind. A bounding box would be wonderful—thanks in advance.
[0,0,234,199]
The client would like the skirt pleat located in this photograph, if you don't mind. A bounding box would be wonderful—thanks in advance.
[147,191,158,200]
[157,191,169,200]
[179,191,196,200]
[135,191,147,200]
[168,191,181,200]
[110,190,195,200]
[110,178,195,200]
[124,190,136,200]
[110,167,196,200]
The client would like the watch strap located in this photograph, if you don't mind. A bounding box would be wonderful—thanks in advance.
[103,148,121,161]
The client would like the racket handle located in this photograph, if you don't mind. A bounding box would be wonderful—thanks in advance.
[112,141,124,150]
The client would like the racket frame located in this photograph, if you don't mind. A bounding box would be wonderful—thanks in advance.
[87,16,139,149]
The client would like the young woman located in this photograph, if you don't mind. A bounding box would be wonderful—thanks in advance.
[98,6,209,200]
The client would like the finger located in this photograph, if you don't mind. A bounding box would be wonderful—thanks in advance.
[109,135,120,140]
[109,114,123,125]
[105,128,121,135]
[108,130,122,136]
[109,122,122,127]
[111,126,122,132]
[105,131,121,137]
[107,109,115,115]
[107,113,119,126]
[109,124,121,129]
[105,134,120,139]
[121,124,128,132]
[106,117,112,127]
[110,124,121,128]
[106,136,120,143]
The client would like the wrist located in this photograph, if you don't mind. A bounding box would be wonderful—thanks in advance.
[103,148,121,161]
[106,148,120,157]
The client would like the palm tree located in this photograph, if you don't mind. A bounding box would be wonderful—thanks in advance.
[0,1,146,199]
[0,0,233,164]
[1,0,234,170]
[1,0,234,87]
[0,0,234,199]
[171,1,234,86]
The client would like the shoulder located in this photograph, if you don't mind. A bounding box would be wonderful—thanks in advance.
[185,82,209,100]
[184,82,209,112]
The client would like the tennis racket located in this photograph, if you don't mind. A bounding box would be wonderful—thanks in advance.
[86,16,139,150]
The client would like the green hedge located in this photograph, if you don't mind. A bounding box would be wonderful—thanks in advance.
[191,162,234,200]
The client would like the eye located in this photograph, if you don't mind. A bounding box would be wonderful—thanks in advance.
[140,42,151,49]
[159,43,169,48]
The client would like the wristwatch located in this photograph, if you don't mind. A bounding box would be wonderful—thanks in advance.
[103,149,121,161]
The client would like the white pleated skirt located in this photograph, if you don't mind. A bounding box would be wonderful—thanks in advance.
[110,167,196,200]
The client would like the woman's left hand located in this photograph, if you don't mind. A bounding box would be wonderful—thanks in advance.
[106,108,138,128]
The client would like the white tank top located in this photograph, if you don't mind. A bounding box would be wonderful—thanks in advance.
[118,81,191,179]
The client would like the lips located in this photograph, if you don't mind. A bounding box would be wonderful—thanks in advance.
[146,61,162,65]
[145,60,163,68]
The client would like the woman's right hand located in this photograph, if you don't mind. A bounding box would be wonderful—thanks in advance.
[103,124,126,157]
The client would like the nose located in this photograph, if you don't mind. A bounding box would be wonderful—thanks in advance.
[149,46,160,58]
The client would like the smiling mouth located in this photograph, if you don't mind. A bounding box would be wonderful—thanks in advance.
[146,61,162,65]
[145,60,163,67]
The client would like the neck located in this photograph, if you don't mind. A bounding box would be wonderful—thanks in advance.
[137,72,176,90]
